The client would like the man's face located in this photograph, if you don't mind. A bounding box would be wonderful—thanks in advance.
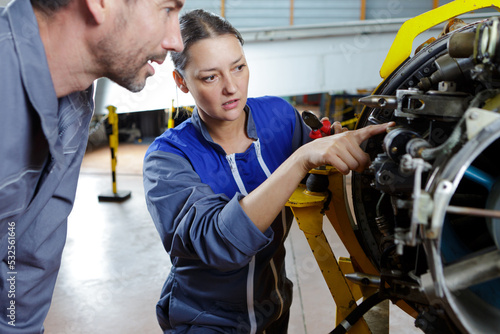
[96,0,185,92]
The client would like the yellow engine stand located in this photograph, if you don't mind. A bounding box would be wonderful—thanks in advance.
[287,166,419,332]
[286,167,374,333]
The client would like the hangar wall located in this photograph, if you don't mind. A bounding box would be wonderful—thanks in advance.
[95,11,497,115]
[95,0,460,114]
[181,0,455,28]
[1,0,497,116]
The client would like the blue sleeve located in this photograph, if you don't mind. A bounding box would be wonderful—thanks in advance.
[292,108,313,150]
[143,150,273,271]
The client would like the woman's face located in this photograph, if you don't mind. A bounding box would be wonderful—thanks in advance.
[181,34,249,125]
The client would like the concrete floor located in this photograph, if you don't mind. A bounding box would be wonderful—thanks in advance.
[43,143,421,333]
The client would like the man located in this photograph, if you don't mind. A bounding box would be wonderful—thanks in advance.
[0,0,184,331]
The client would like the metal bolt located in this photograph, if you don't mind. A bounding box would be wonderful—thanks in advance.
[469,111,478,120]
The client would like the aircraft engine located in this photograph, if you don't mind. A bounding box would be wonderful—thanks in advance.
[352,16,500,333]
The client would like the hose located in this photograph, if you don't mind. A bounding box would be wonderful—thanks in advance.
[328,292,390,334]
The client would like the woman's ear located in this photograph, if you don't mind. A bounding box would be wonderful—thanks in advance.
[86,0,106,25]
[173,70,189,93]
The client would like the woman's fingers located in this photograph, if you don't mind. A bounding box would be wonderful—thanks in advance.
[331,121,343,135]
[323,122,394,173]
[352,122,394,145]
[328,155,350,175]
[331,121,351,134]
[302,121,394,173]
[326,136,369,174]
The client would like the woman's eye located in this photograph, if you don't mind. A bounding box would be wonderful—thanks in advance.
[203,75,216,82]
[236,64,246,71]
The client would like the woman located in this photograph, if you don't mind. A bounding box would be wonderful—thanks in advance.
[143,9,391,334]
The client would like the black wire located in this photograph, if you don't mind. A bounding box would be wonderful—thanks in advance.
[328,292,390,334]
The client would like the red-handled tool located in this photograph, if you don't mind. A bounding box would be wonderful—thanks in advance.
[302,110,331,139]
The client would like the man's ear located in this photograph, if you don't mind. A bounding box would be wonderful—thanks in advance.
[173,70,189,93]
[86,0,106,25]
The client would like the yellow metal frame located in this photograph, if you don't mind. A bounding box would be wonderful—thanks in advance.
[325,169,418,319]
[287,168,419,332]
[380,0,500,79]
[286,179,373,333]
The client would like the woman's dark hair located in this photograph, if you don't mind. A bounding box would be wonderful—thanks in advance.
[171,9,244,74]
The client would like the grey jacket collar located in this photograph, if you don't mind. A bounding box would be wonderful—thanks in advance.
[6,0,94,163]
[7,0,62,161]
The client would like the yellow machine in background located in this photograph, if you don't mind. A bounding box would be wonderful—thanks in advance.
[289,1,500,333]
[98,105,131,202]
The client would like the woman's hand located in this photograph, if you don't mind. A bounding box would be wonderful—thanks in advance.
[240,120,393,232]
[329,120,349,135]
[299,122,394,175]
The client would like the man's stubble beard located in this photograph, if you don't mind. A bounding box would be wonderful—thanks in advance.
[96,38,150,93]
[94,11,149,93]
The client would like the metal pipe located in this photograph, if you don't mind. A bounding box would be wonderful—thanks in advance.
[345,272,381,288]
[419,118,464,161]
[446,205,500,219]
[444,250,500,292]
[358,95,397,109]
